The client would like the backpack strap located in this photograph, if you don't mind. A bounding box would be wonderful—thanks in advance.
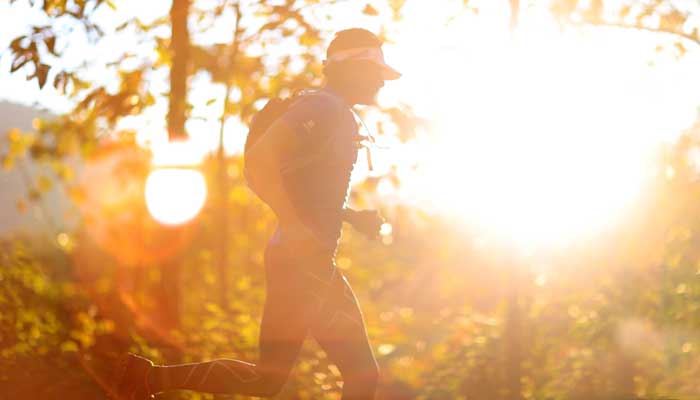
[280,90,353,174]
[349,107,376,171]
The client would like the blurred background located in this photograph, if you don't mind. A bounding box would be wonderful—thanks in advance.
[2,0,700,399]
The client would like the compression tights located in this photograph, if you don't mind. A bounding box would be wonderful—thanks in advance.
[147,230,379,399]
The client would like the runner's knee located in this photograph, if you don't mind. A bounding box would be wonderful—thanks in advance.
[340,360,379,400]
[258,380,285,397]
[256,372,288,397]
[342,358,379,386]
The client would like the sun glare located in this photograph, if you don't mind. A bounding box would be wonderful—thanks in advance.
[386,4,700,249]
[145,168,207,225]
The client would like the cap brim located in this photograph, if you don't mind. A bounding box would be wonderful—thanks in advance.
[361,58,401,80]
[327,47,402,80]
[380,64,402,80]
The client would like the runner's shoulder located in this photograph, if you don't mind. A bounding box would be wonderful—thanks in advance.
[292,89,347,119]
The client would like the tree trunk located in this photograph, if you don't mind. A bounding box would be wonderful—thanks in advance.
[215,4,242,308]
[168,0,190,140]
[510,0,519,35]
[157,0,191,335]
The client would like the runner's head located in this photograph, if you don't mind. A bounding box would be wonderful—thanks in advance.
[323,28,401,105]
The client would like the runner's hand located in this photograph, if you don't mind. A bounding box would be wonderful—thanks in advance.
[347,209,384,240]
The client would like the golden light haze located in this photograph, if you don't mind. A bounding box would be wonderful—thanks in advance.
[375,2,700,249]
[147,1,700,246]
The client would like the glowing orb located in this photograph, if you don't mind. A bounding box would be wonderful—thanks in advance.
[145,168,207,225]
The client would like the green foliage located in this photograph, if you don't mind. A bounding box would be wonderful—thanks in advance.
[0,241,115,398]
[5,0,700,399]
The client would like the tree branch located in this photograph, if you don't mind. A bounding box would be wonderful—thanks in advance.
[584,20,700,48]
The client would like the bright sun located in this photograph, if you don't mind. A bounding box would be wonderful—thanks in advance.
[143,139,211,226]
[145,167,207,226]
[383,3,699,249]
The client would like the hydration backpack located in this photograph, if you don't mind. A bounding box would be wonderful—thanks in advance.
[243,90,373,203]
[243,91,306,203]
[244,96,298,155]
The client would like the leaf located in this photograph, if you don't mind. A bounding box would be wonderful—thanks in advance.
[2,156,14,171]
[363,3,379,16]
[9,35,26,52]
[68,187,86,204]
[35,63,50,89]
[300,32,320,47]
[205,98,217,106]
[7,128,22,143]
[69,75,91,96]
[260,19,283,32]
[37,175,53,192]
[619,5,631,19]
[60,341,78,352]
[28,188,41,201]
[53,71,69,94]
[674,42,686,57]
[636,5,654,26]
[44,36,57,55]
[15,198,27,213]
[10,54,30,73]
[115,20,130,32]
[144,92,155,106]
[51,161,74,181]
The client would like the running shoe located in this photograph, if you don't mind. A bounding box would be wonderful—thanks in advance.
[116,353,154,400]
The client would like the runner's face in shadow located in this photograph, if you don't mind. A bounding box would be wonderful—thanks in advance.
[333,60,385,105]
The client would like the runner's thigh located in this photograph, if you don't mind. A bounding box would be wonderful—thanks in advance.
[258,242,319,376]
[310,273,376,371]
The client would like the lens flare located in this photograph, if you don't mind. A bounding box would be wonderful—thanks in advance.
[145,168,207,225]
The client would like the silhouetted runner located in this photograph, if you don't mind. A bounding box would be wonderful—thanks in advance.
[116,28,401,400]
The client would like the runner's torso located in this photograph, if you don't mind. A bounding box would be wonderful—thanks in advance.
[278,87,360,250]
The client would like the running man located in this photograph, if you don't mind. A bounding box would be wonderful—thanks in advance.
[117,28,401,400]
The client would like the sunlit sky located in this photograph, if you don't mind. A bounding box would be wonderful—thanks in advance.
[2,0,700,248]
